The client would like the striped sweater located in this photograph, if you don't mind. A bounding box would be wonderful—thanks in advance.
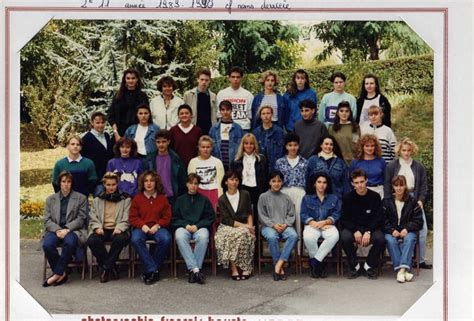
[360,123,396,162]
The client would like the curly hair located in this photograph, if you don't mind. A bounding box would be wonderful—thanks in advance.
[354,134,382,159]
[113,137,138,158]
[395,137,419,156]
[157,75,177,92]
[259,70,279,86]
[138,170,164,194]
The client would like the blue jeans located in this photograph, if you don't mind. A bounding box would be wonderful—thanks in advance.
[384,232,417,270]
[42,231,79,275]
[260,226,298,264]
[175,227,209,270]
[131,228,171,273]
[419,209,428,263]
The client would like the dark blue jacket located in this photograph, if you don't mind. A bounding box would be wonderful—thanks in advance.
[283,87,317,132]
[251,91,287,129]
[81,131,114,180]
[209,121,244,168]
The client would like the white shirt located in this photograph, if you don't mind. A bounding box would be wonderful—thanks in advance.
[216,87,254,130]
[91,129,108,149]
[226,190,240,213]
[359,94,381,126]
[150,95,184,130]
[260,94,278,122]
[193,157,218,190]
[135,124,148,155]
[287,156,300,168]
[220,122,232,141]
[242,154,257,187]
[395,199,404,225]
[178,123,194,134]
[398,158,415,190]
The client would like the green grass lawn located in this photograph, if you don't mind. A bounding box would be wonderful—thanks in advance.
[20,219,44,240]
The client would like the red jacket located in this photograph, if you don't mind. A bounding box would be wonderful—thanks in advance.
[129,193,171,229]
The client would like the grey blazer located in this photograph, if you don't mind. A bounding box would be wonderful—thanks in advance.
[183,87,217,125]
[88,196,131,236]
[44,191,89,245]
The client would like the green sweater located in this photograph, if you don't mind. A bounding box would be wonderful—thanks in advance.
[172,193,215,229]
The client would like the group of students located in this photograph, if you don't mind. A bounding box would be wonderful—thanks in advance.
[42,66,430,287]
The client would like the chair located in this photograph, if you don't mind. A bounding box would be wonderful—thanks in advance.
[43,244,88,281]
[130,238,174,278]
[172,220,218,277]
[257,225,299,275]
[89,242,133,279]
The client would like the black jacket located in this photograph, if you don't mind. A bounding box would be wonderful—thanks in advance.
[356,93,392,127]
[108,89,149,136]
[381,196,423,234]
[230,154,268,195]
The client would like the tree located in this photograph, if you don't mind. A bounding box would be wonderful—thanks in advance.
[310,21,431,63]
[211,21,302,74]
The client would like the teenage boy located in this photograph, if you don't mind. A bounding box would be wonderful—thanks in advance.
[318,72,357,127]
[341,169,385,280]
[216,66,253,132]
[147,129,187,205]
[183,68,217,135]
[52,135,97,197]
[294,99,328,159]
[172,173,215,284]
[209,100,244,171]
[169,104,203,168]
[81,111,114,196]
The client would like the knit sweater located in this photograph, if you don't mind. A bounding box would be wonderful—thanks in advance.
[349,158,386,186]
[171,193,215,229]
[129,193,171,229]
[52,156,97,196]
[341,189,382,233]
[294,118,328,159]
[257,190,295,228]
[106,157,143,196]
[328,123,360,164]
[360,123,396,162]
[318,91,357,127]
[169,124,202,168]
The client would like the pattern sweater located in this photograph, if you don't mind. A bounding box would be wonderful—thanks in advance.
[106,157,143,196]
[318,91,357,127]
[360,123,396,162]
[275,156,308,188]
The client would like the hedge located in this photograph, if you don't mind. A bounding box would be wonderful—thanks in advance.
[209,55,433,98]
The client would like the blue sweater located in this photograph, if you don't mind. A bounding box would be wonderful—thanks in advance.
[349,158,386,186]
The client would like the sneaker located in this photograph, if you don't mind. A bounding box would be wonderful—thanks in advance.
[397,270,406,283]
[194,272,206,284]
[404,271,414,282]
[188,271,196,284]
[366,268,378,280]
[346,268,361,279]
[419,262,432,269]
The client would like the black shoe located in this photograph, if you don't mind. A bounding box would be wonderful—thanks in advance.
[188,271,196,283]
[100,270,110,283]
[310,264,320,279]
[319,263,328,279]
[272,271,281,281]
[365,268,378,280]
[346,268,361,279]
[143,272,155,285]
[152,270,161,282]
[194,272,205,284]
[419,262,432,269]
[54,274,68,286]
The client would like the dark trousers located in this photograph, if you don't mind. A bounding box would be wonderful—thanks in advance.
[131,228,171,273]
[241,185,260,226]
[87,229,130,270]
[341,228,385,269]
[43,231,79,275]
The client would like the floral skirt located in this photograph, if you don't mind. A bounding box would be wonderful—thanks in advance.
[214,224,255,273]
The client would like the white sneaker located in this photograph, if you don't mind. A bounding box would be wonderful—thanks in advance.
[404,271,414,282]
[397,270,406,283]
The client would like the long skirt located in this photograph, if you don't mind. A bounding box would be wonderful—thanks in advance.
[215,224,255,273]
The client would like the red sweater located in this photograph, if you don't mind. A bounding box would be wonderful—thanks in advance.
[170,124,202,168]
[129,193,172,229]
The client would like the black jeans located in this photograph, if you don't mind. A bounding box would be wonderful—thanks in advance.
[341,228,385,269]
[87,229,130,270]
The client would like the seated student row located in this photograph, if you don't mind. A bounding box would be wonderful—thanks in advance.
[43,165,421,287]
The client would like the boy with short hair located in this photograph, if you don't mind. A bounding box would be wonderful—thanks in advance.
[147,129,187,205]
[169,104,203,168]
[216,66,253,131]
[318,72,357,127]
[294,99,328,159]
[183,68,217,135]
[81,111,114,195]
[209,100,244,171]
[360,105,397,162]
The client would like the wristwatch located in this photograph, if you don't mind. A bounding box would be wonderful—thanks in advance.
[366,231,371,235]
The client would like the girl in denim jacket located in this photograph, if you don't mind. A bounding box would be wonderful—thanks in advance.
[301,172,341,278]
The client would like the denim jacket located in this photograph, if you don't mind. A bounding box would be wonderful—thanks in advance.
[253,124,285,172]
[300,193,341,225]
[124,123,160,156]
[251,91,287,128]
[209,121,244,167]
[306,155,350,199]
